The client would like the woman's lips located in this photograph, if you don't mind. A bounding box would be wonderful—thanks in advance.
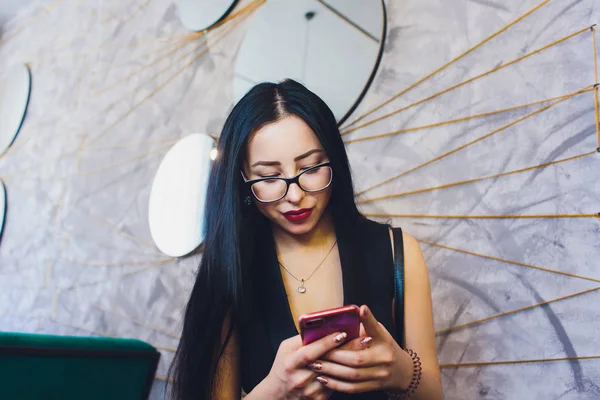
[283,208,313,223]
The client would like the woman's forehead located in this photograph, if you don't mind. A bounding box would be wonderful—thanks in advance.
[245,116,324,163]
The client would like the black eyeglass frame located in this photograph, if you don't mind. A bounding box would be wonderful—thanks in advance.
[242,162,333,203]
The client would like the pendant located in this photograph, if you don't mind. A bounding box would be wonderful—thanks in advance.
[298,280,307,294]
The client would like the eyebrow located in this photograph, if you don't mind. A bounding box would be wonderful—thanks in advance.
[250,149,324,168]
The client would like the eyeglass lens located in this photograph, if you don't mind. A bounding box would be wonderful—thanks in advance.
[251,165,332,202]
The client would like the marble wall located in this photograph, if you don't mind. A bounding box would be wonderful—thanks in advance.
[0,0,599,398]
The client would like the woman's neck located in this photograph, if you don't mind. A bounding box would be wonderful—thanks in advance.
[272,213,336,253]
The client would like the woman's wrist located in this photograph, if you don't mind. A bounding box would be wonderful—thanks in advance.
[387,348,423,398]
[388,346,416,391]
[245,374,284,399]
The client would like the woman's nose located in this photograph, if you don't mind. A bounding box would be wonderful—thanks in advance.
[285,182,304,204]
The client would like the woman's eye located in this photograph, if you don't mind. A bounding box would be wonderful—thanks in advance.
[300,164,320,172]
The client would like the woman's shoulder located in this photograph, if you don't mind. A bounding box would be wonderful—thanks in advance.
[387,227,426,273]
[358,218,419,258]
[355,217,421,254]
[359,218,412,241]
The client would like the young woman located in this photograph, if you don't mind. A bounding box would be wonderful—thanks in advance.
[170,80,443,400]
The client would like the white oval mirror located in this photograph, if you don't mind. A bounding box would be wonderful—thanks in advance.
[0,63,31,155]
[149,133,216,257]
[0,181,6,243]
[177,0,238,32]
[233,0,386,124]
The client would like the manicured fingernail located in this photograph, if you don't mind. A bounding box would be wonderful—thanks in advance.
[316,376,328,385]
[333,332,347,343]
[360,336,373,348]
[308,362,323,371]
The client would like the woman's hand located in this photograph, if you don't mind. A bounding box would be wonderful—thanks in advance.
[309,305,414,394]
[263,331,349,399]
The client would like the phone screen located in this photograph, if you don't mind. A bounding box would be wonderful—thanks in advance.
[299,305,360,345]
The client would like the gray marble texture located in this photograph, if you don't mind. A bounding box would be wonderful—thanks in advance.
[1,0,599,399]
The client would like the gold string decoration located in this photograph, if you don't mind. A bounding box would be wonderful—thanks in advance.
[76,143,175,177]
[440,355,600,369]
[418,239,600,284]
[60,256,175,267]
[344,92,589,145]
[94,304,181,340]
[37,32,201,67]
[84,0,264,146]
[0,0,65,48]
[78,0,263,94]
[88,34,205,97]
[84,43,208,146]
[19,0,94,65]
[592,25,600,146]
[83,0,262,94]
[342,26,591,135]
[154,345,177,353]
[354,86,593,197]
[120,260,176,277]
[436,286,600,335]
[366,213,599,220]
[47,317,117,338]
[56,259,176,292]
[30,0,147,65]
[341,0,550,130]
[1,4,250,164]
[101,0,150,25]
[81,137,181,152]
[65,206,157,250]
[358,151,597,204]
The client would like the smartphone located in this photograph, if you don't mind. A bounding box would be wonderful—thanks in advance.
[298,305,360,346]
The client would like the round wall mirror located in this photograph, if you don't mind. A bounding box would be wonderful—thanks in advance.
[0,63,31,155]
[148,133,216,257]
[233,0,386,125]
[177,0,239,32]
[0,181,6,244]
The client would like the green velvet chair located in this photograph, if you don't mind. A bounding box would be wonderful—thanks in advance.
[0,331,160,400]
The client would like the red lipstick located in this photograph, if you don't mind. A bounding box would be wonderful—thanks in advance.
[283,208,313,222]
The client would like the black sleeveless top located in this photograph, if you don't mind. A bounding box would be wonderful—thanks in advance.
[239,218,400,399]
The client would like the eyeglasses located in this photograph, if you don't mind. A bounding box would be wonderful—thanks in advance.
[242,162,333,203]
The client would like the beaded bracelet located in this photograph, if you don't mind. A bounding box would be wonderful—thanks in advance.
[386,348,422,399]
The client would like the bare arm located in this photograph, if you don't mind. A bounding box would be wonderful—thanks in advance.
[394,230,444,399]
[213,313,241,400]
[213,315,282,399]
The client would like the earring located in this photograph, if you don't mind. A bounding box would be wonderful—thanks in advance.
[244,196,252,206]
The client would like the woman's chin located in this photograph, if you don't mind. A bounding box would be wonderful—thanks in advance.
[282,222,314,236]
[278,217,319,236]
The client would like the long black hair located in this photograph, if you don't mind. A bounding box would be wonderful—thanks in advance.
[169,79,364,399]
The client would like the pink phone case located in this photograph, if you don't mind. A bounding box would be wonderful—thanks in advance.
[298,305,360,345]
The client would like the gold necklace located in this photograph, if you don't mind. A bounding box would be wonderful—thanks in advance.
[278,240,338,294]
